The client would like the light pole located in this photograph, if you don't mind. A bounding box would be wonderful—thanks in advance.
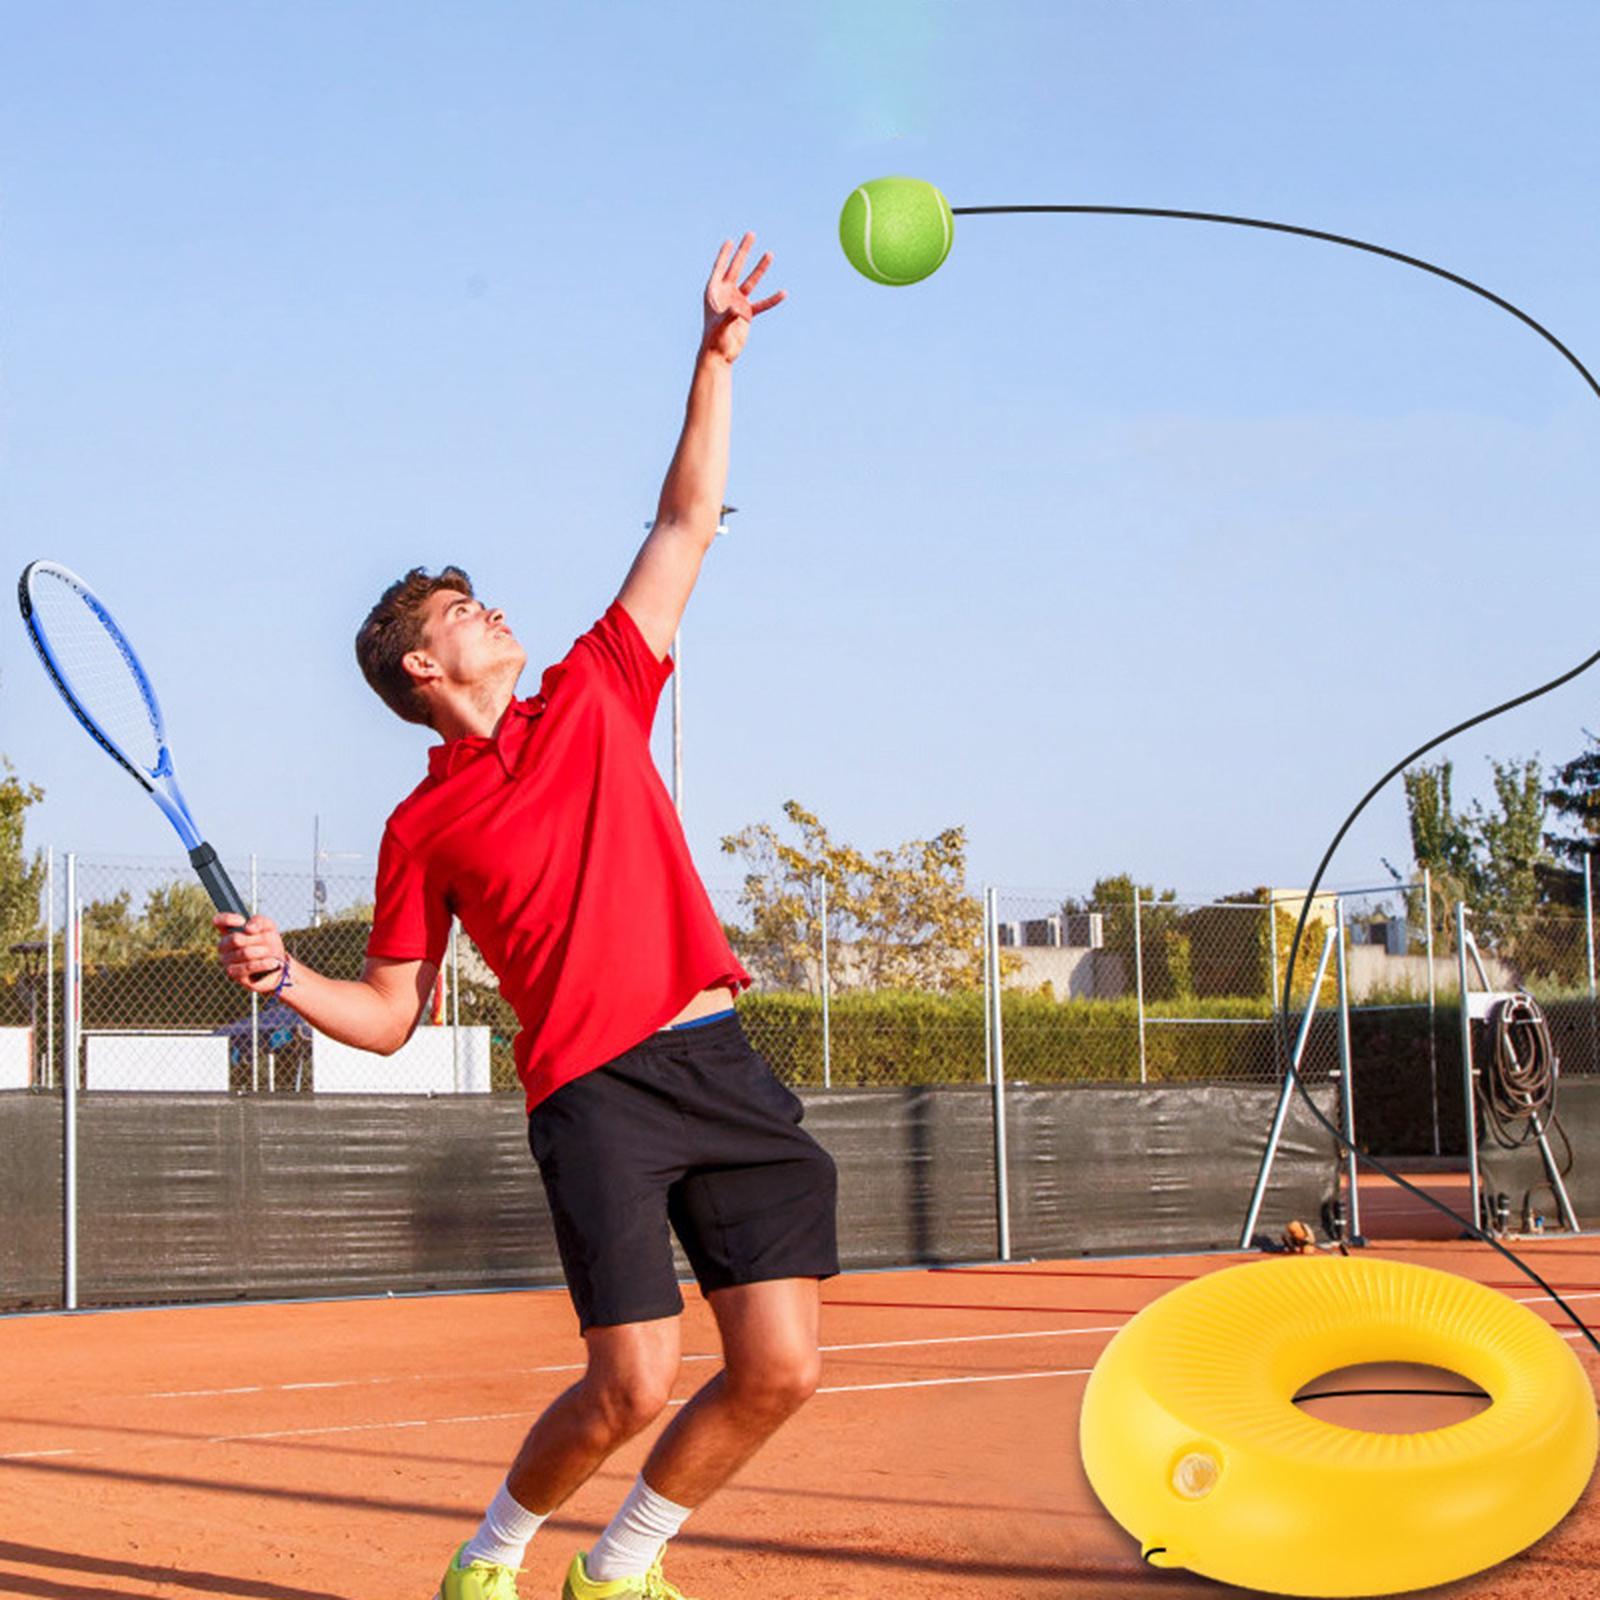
[311,818,364,929]
[312,814,324,928]
[645,504,736,818]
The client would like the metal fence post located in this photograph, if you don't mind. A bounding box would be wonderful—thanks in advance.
[1586,852,1597,1073]
[985,887,1011,1261]
[1456,900,1482,1232]
[818,874,831,1090]
[63,851,79,1311]
[1266,891,1281,1076]
[1333,896,1361,1242]
[1424,868,1439,1157]
[450,918,462,1092]
[45,846,55,1089]
[983,885,993,1086]
[249,853,260,1093]
[1133,889,1147,1085]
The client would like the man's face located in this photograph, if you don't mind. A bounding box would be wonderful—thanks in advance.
[408,588,527,697]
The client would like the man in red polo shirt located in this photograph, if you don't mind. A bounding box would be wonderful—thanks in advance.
[215,234,839,1600]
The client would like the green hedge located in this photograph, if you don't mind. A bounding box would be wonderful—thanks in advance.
[740,990,1294,1087]
[16,949,1594,1157]
[0,963,1320,1093]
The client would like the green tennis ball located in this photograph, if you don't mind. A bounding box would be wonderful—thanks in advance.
[839,176,954,286]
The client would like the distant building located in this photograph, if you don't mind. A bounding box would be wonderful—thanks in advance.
[1266,888,1340,930]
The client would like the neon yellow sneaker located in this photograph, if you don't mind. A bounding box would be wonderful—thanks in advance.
[560,1548,695,1600]
[436,1541,523,1600]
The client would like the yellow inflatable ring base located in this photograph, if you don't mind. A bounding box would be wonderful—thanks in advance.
[1079,1255,1596,1597]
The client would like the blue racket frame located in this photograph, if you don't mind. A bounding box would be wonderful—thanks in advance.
[18,559,252,920]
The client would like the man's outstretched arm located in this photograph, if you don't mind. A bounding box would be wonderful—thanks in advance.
[618,232,785,662]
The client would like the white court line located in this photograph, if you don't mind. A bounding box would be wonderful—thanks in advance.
[811,1368,1094,1396]
[219,1367,1099,1440]
[211,1327,1600,1438]
[821,1324,1125,1353]
[8,1366,1104,1457]
[8,1328,1598,1462]
[140,1326,1128,1401]
[147,1385,269,1398]
[121,1291,1600,1402]
[145,1360,592,1399]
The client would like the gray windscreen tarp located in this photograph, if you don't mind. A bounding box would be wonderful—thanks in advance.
[1475,1076,1596,1229]
[0,1083,1340,1312]
[0,1091,65,1310]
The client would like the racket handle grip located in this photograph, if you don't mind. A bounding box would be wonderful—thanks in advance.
[189,841,249,918]
[191,841,284,982]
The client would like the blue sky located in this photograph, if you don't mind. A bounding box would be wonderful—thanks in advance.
[3,0,1598,910]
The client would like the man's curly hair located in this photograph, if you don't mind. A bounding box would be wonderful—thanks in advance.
[355,565,475,728]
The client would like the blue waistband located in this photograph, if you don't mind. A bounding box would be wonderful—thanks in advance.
[659,1006,737,1033]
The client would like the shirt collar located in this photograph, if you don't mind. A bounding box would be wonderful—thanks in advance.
[426,694,544,783]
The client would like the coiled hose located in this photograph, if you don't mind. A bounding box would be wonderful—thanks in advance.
[1479,992,1575,1229]
[1479,993,1557,1149]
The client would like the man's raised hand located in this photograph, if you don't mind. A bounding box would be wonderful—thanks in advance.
[702,232,785,364]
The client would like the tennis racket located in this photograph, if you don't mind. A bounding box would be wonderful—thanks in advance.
[17,559,278,977]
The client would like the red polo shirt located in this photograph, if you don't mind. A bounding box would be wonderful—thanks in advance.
[365,599,752,1110]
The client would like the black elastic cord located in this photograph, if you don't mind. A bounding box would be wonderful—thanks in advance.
[951,203,1600,1356]
[951,205,1600,406]
[1294,1387,1489,1403]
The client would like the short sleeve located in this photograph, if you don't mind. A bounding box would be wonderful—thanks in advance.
[563,600,674,734]
[365,825,451,969]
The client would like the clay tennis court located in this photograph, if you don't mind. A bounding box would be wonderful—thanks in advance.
[3,1173,1597,1600]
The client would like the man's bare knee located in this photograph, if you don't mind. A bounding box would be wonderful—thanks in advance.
[581,1370,675,1438]
[581,1321,681,1439]
[725,1345,821,1421]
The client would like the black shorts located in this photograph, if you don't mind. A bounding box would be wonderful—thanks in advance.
[526,1011,840,1332]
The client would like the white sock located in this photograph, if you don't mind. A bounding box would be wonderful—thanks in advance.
[585,1473,693,1582]
[461,1478,549,1570]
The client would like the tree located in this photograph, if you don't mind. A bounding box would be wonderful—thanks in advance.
[1206,887,1275,1000]
[1061,873,1192,1002]
[719,802,826,990]
[0,760,47,980]
[719,800,1009,992]
[1469,757,1549,948]
[1403,755,1554,958]
[1541,731,1600,908]
[80,882,221,964]
[1266,893,1340,1010]
[82,890,141,966]
[140,881,219,954]
[1402,761,1479,925]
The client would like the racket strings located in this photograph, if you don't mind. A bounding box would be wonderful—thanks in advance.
[28,575,165,775]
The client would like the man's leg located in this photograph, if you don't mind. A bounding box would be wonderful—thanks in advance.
[568,1021,837,1591]
[639,1277,821,1504]
[576,1275,821,1587]
[508,1315,684,1512]
[452,1314,681,1579]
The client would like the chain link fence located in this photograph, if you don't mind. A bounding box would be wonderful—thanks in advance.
[12,858,1597,1093]
[6,853,1597,1310]
[11,854,499,1095]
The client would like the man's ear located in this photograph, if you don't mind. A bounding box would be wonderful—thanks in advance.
[401,649,441,688]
